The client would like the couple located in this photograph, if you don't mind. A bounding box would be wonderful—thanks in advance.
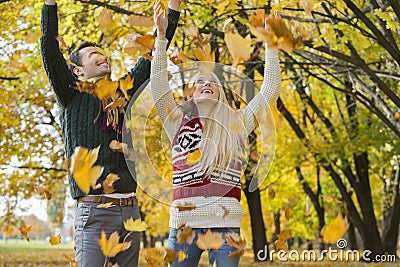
[40,0,281,266]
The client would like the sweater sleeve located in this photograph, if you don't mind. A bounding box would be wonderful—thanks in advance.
[150,38,182,141]
[242,47,281,135]
[40,4,77,106]
[127,8,181,98]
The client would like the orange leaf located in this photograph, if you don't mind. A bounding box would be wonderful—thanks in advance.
[94,77,119,99]
[104,97,127,110]
[224,232,246,250]
[177,223,195,244]
[123,34,155,57]
[97,230,131,258]
[170,47,188,65]
[119,75,134,99]
[128,15,153,27]
[56,35,68,49]
[283,205,290,220]
[196,229,224,250]
[35,184,53,200]
[69,146,104,194]
[96,8,113,33]
[96,202,115,209]
[20,225,33,242]
[228,249,244,258]
[143,247,166,267]
[136,35,155,49]
[164,248,178,264]
[321,212,349,243]
[277,229,291,241]
[177,250,187,262]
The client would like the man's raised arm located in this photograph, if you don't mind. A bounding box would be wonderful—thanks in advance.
[41,0,76,106]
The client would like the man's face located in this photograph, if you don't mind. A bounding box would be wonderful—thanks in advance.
[73,47,110,81]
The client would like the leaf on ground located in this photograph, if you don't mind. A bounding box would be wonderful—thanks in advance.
[97,230,131,258]
[124,217,148,232]
[176,202,197,211]
[20,225,33,242]
[49,234,61,245]
[96,8,113,33]
[196,229,224,250]
[321,212,349,243]
[187,149,202,166]
[69,146,104,194]
[177,222,195,244]
[102,173,120,194]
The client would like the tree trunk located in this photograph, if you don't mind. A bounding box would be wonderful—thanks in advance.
[347,221,358,250]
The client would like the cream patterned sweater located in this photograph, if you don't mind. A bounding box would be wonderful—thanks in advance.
[151,38,281,228]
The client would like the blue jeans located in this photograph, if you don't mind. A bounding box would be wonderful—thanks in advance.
[74,201,141,267]
[168,227,240,267]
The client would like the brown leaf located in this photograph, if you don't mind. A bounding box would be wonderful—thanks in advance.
[268,185,275,199]
[177,223,195,244]
[96,202,115,209]
[224,232,246,250]
[196,229,224,250]
[164,248,178,264]
[102,174,120,194]
[274,239,288,250]
[96,8,113,33]
[143,247,166,267]
[277,229,291,241]
[176,202,197,211]
[123,34,155,57]
[26,32,43,43]
[56,35,68,49]
[170,47,188,65]
[283,205,290,220]
[228,249,244,258]
[128,15,153,27]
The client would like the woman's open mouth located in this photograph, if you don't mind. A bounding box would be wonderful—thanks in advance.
[201,88,214,94]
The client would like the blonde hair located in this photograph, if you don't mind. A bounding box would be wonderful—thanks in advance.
[187,72,245,176]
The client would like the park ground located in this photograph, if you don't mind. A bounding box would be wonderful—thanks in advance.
[0,240,398,267]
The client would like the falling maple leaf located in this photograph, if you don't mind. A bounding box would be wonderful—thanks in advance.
[187,149,202,166]
[274,229,291,250]
[20,225,33,242]
[35,184,52,200]
[128,15,153,27]
[321,212,349,243]
[96,8,113,33]
[283,205,290,220]
[183,24,199,37]
[119,75,134,100]
[176,202,197,211]
[300,0,314,15]
[264,15,303,52]
[96,202,115,209]
[268,185,275,199]
[109,140,128,153]
[177,250,187,262]
[56,35,68,49]
[224,232,246,251]
[49,234,61,245]
[69,146,104,194]
[123,217,148,232]
[97,230,131,258]
[143,247,166,267]
[26,31,43,44]
[61,252,78,267]
[123,34,155,57]
[94,77,119,99]
[196,229,224,250]
[164,248,178,264]
[224,33,253,67]
[177,222,195,244]
[170,47,188,65]
[322,195,342,203]
[102,173,120,194]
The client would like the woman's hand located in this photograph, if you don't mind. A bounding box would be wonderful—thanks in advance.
[154,0,168,40]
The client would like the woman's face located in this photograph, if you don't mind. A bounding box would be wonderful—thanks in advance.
[192,73,221,102]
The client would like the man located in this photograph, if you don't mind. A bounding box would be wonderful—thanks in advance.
[40,0,182,266]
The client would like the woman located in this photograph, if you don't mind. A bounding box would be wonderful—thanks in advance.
[151,1,281,266]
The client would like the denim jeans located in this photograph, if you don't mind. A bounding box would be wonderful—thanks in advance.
[74,201,141,267]
[168,227,240,267]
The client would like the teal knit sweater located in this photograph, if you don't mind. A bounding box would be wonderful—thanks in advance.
[40,4,180,199]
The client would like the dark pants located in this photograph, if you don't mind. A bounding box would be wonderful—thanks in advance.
[74,201,141,267]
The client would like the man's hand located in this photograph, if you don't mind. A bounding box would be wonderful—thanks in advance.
[154,0,168,40]
[168,0,183,11]
[45,0,56,5]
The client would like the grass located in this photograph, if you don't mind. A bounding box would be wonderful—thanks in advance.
[0,240,398,267]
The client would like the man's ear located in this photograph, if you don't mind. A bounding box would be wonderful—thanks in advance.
[73,66,84,79]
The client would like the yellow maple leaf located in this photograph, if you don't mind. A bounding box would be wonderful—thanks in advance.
[109,140,128,153]
[119,75,134,100]
[170,47,188,65]
[26,31,43,44]
[94,77,119,99]
[123,217,148,232]
[224,33,253,67]
[321,212,349,243]
[177,250,187,262]
[143,247,166,267]
[196,229,224,250]
[97,230,131,258]
[123,34,155,57]
[20,225,33,242]
[69,146,104,194]
[49,234,61,245]
[96,202,115,209]
[96,8,113,33]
